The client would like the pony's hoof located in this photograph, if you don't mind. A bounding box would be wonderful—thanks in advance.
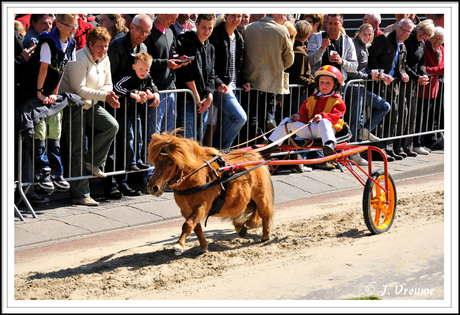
[238,225,247,238]
[261,235,270,242]
[199,247,208,254]
[173,244,184,256]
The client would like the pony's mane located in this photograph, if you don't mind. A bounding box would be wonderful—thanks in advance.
[147,131,219,170]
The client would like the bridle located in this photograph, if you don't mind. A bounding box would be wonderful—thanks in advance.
[159,151,223,188]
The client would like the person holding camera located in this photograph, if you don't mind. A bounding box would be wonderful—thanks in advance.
[307,14,357,81]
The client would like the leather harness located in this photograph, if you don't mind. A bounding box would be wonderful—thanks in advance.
[172,155,270,226]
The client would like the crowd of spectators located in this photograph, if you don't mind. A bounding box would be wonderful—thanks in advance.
[14,13,445,207]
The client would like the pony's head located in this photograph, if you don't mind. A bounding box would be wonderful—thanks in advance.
[146,130,219,196]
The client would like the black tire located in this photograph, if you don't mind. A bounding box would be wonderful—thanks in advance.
[363,169,397,234]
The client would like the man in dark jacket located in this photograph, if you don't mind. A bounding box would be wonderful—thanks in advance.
[144,14,189,185]
[108,15,151,84]
[104,14,152,199]
[175,14,216,142]
[368,17,413,161]
[144,14,182,136]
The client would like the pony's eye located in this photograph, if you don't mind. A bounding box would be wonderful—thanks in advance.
[168,161,174,166]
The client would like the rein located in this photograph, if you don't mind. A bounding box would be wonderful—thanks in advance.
[223,125,277,151]
[284,121,314,149]
[163,122,309,190]
[250,122,311,154]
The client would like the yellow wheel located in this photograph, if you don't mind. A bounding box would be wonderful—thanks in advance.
[363,169,397,234]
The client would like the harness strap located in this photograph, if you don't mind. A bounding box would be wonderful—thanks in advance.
[173,159,271,196]
[250,123,310,154]
[202,156,226,191]
[204,183,228,227]
[169,154,222,188]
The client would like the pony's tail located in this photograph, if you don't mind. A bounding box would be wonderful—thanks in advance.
[230,200,262,229]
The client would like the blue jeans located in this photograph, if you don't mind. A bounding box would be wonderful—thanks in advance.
[212,90,247,149]
[125,116,143,167]
[176,100,208,142]
[147,92,176,137]
[144,93,176,182]
[347,85,390,142]
[238,91,276,145]
[115,114,143,168]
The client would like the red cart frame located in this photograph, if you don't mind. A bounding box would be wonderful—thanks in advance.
[218,139,397,235]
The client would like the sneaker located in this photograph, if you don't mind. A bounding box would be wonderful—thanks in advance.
[359,128,380,142]
[294,164,305,173]
[52,175,70,190]
[36,168,54,191]
[349,153,368,166]
[301,165,313,172]
[86,163,106,178]
[73,197,99,206]
[413,146,430,155]
[27,192,50,205]
[127,164,140,171]
[422,146,432,153]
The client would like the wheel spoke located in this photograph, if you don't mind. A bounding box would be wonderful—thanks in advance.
[372,177,392,229]
[363,170,397,234]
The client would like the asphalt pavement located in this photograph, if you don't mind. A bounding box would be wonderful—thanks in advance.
[14,149,445,250]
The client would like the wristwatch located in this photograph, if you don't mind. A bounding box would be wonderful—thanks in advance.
[37,87,44,93]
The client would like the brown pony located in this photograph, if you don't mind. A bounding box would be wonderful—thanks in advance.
[146,131,274,256]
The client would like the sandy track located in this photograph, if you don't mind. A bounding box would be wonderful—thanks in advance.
[14,174,445,302]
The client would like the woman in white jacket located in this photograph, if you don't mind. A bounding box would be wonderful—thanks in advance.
[60,27,120,206]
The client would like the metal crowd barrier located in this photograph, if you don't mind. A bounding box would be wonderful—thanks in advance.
[14,79,444,220]
[342,75,444,145]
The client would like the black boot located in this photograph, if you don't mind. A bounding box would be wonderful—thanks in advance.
[322,141,336,156]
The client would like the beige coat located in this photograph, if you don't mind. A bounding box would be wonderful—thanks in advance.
[243,16,294,94]
[59,46,113,110]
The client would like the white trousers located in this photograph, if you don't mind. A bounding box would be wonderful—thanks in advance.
[268,117,337,146]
